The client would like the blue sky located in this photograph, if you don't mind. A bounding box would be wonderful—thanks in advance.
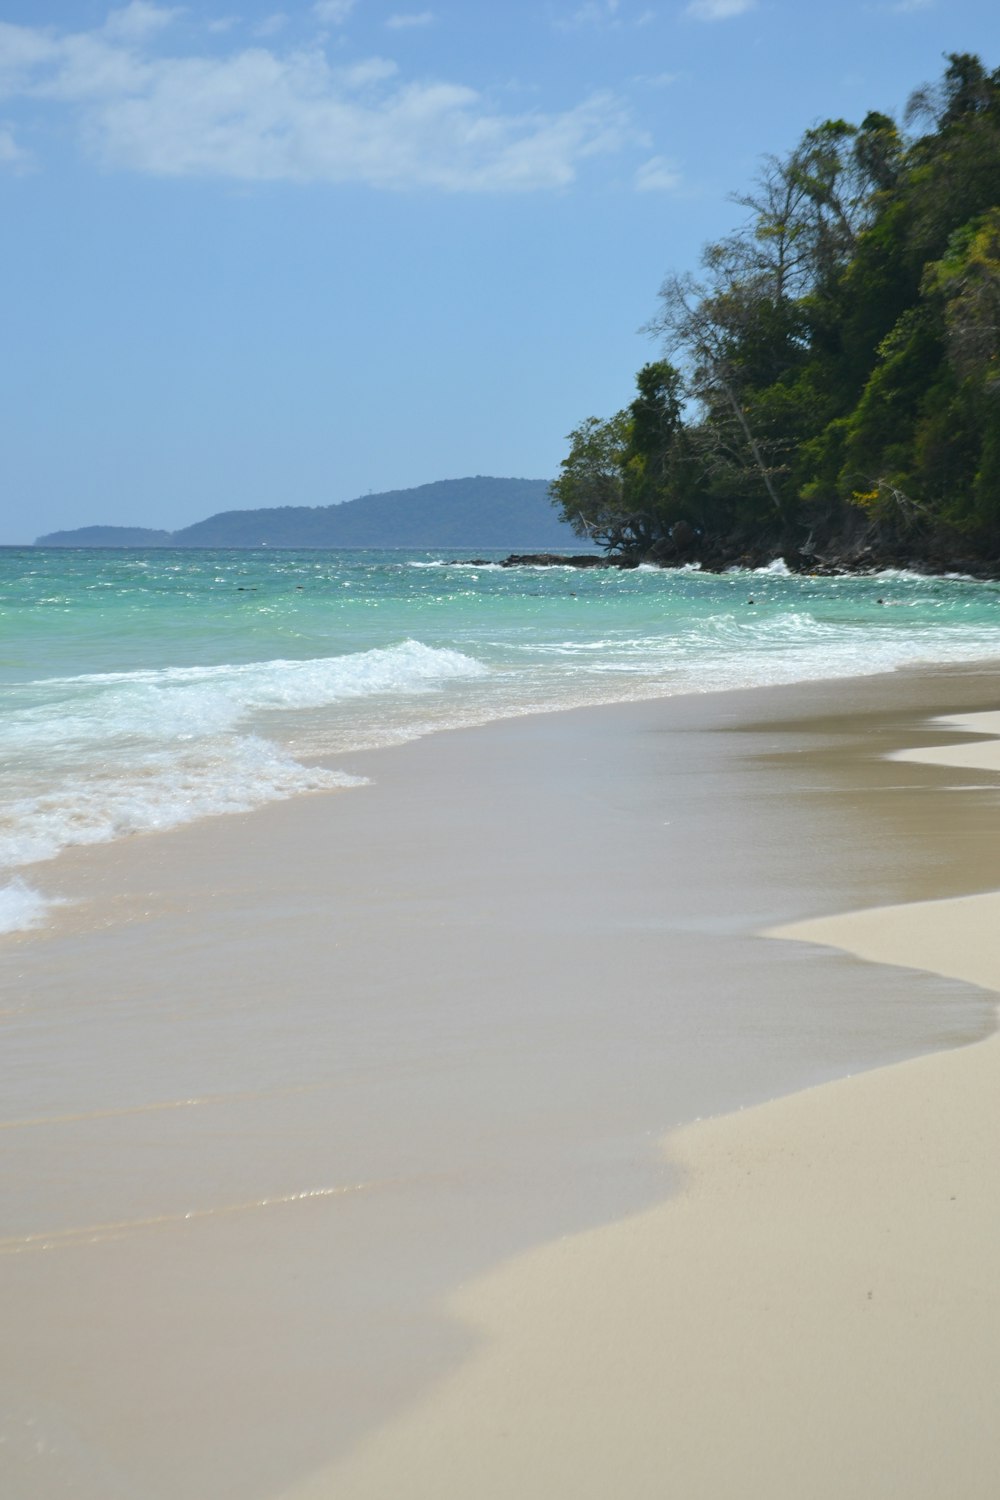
[1,0,997,541]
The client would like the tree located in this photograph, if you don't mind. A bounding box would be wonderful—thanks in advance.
[554,53,1000,568]
[906,53,999,132]
[549,411,632,549]
[550,363,699,554]
[923,209,1000,384]
[648,268,791,521]
[730,113,901,303]
[622,361,695,536]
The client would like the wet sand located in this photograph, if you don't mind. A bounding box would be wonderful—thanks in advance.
[307,703,1000,1500]
[3,664,1000,1497]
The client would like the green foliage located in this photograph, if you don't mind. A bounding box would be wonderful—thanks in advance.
[923,209,1000,382]
[623,361,703,533]
[554,52,1000,562]
[550,410,632,547]
[840,309,941,491]
[550,364,708,552]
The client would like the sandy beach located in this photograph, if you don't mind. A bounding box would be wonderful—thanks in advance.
[304,925,1000,1500]
[4,664,1000,1497]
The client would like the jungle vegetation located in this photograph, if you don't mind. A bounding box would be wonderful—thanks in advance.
[551,54,1000,570]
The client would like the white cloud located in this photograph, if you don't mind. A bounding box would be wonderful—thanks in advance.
[340,56,398,85]
[253,13,288,37]
[0,11,638,192]
[385,11,435,28]
[103,2,182,41]
[0,23,60,89]
[206,17,240,35]
[313,0,357,23]
[634,154,679,191]
[12,30,152,105]
[555,1,656,30]
[684,0,754,19]
[0,124,30,171]
[556,0,621,29]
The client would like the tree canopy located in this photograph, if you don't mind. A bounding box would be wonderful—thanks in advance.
[553,54,1000,569]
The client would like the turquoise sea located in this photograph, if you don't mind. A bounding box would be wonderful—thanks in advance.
[4,545,1000,934]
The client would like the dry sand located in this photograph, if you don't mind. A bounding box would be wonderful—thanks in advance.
[287,705,1000,1500]
[4,670,1000,1498]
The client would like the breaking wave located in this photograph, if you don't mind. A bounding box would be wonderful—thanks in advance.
[0,641,487,914]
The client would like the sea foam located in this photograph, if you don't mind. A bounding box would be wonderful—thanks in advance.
[0,880,59,937]
[14,640,488,752]
[1,640,485,881]
[0,739,367,873]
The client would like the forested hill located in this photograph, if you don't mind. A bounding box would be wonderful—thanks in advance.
[552,54,1000,572]
[36,477,587,550]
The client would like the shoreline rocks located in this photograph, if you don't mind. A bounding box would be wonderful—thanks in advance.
[451,548,1000,579]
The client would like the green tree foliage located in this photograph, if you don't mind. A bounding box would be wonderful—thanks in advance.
[550,363,704,553]
[550,410,632,549]
[557,53,1000,563]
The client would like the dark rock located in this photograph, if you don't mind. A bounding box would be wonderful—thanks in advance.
[669,519,697,553]
[498,553,625,569]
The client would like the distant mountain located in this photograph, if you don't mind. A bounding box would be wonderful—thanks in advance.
[35,477,593,550]
[35,525,174,546]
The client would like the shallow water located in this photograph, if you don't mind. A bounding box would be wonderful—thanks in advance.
[5,545,1000,931]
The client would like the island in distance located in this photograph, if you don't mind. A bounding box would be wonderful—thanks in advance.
[34,476,596,552]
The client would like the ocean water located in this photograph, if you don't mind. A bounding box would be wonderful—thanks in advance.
[3,545,1000,933]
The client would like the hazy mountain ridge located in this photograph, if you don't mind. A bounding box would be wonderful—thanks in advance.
[35,525,175,546]
[35,477,590,550]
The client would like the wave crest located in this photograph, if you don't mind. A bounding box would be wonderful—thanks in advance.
[13,641,488,750]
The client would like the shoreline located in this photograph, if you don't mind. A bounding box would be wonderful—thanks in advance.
[3,665,1000,1496]
[9,643,1000,944]
[285,701,1000,1500]
[18,540,1000,580]
[7,558,1000,938]
[478,550,1000,579]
